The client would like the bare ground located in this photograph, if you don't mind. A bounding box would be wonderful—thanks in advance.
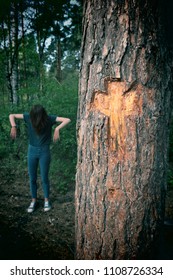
[0,168,75,260]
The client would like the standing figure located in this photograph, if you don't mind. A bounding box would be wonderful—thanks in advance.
[9,104,71,213]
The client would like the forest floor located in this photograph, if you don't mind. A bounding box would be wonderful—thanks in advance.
[0,163,75,260]
[0,160,173,260]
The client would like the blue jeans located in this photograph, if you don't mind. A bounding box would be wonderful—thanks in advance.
[27,145,51,199]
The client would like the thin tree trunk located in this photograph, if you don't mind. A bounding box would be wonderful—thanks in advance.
[21,6,27,89]
[36,28,48,93]
[7,3,19,105]
[75,0,173,259]
[36,29,43,93]
[56,37,62,82]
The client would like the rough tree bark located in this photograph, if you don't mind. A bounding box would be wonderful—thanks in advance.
[8,2,19,105]
[56,37,62,82]
[75,0,173,259]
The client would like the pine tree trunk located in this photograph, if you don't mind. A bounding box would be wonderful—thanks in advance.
[21,7,28,89]
[56,37,62,82]
[7,3,19,105]
[36,29,43,93]
[75,0,173,259]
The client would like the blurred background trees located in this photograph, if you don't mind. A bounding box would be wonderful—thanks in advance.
[0,0,82,106]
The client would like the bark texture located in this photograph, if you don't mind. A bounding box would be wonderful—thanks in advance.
[8,3,19,105]
[75,0,173,259]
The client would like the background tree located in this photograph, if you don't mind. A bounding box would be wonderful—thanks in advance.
[0,0,21,105]
[46,0,82,80]
[75,0,173,259]
[0,0,82,103]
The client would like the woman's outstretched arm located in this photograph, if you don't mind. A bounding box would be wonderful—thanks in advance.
[9,114,24,139]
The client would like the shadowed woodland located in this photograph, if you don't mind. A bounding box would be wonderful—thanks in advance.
[0,0,173,260]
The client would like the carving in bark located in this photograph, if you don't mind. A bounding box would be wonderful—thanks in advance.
[75,0,173,259]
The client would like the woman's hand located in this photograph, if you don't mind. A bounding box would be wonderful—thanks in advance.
[53,117,71,143]
[53,128,60,142]
[9,114,23,140]
[10,127,17,139]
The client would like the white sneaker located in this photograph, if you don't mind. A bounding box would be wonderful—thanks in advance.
[44,201,51,212]
[27,201,36,213]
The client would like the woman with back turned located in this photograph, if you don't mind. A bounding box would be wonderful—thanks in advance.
[9,104,71,213]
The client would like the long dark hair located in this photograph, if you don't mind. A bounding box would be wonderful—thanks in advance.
[30,104,48,134]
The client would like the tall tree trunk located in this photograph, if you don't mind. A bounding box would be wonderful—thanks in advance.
[34,0,46,94]
[36,29,43,93]
[75,0,173,259]
[56,37,62,82]
[7,3,19,105]
[36,29,48,93]
[21,6,28,89]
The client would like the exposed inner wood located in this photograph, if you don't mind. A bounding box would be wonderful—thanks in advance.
[91,81,143,151]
